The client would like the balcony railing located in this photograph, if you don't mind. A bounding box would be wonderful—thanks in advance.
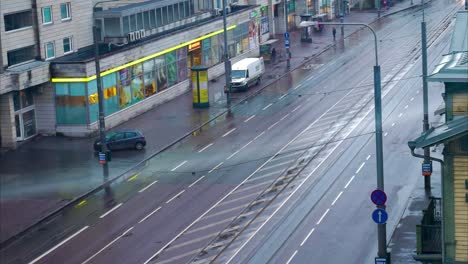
[415,197,442,262]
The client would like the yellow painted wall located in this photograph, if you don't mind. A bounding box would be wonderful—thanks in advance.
[452,94,468,116]
[454,155,468,262]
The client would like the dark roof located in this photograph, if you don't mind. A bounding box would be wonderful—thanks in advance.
[408,116,468,149]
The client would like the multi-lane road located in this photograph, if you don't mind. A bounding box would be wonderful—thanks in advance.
[0,0,463,263]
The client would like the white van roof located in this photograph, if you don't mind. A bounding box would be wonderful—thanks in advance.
[232,58,261,70]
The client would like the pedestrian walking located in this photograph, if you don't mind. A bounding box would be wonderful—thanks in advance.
[332,27,337,41]
[271,48,277,63]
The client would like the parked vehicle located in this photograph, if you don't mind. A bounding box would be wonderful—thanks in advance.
[94,130,146,151]
[230,57,265,91]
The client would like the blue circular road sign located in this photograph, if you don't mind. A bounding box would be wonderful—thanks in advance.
[371,189,387,206]
[372,208,388,224]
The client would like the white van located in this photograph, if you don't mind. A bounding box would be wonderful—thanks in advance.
[230,58,265,91]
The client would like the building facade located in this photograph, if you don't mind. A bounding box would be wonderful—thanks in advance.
[0,0,270,147]
[409,10,468,264]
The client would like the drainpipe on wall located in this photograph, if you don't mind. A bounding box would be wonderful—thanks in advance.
[31,0,42,60]
[409,145,445,263]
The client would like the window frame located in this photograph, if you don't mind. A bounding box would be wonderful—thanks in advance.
[45,41,55,60]
[6,45,35,66]
[4,10,33,32]
[42,6,53,25]
[63,36,73,54]
[60,2,72,21]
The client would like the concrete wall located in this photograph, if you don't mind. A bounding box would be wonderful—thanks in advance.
[34,82,56,135]
[0,1,36,68]
[37,0,94,59]
[0,93,16,148]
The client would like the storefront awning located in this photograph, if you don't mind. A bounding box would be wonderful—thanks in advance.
[408,116,468,149]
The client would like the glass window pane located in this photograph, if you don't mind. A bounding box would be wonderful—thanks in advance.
[156,8,162,26]
[13,92,21,111]
[150,10,156,28]
[162,6,168,24]
[7,45,35,66]
[154,57,167,91]
[60,3,70,20]
[185,1,190,17]
[42,7,52,24]
[174,4,179,20]
[70,83,85,96]
[63,37,72,53]
[123,16,130,34]
[137,13,143,30]
[118,68,132,109]
[55,83,69,95]
[130,14,137,31]
[144,11,150,29]
[167,5,173,23]
[4,10,33,31]
[46,42,55,59]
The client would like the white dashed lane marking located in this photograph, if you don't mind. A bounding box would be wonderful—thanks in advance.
[138,180,158,193]
[198,143,213,153]
[316,208,330,225]
[99,203,123,219]
[300,228,315,247]
[222,128,236,137]
[344,175,355,189]
[263,103,273,110]
[244,115,256,123]
[171,160,187,171]
[166,190,185,204]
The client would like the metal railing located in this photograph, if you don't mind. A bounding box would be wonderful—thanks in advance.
[416,197,442,254]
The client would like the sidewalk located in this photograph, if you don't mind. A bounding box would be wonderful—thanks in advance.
[0,0,422,246]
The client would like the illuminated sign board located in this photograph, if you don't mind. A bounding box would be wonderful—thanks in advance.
[188,41,201,52]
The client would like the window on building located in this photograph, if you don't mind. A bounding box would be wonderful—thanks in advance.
[123,16,130,34]
[150,9,156,28]
[137,12,143,30]
[156,8,162,26]
[55,83,88,124]
[45,42,55,59]
[7,45,35,66]
[4,10,33,31]
[144,11,150,30]
[162,6,168,25]
[130,14,137,31]
[174,4,180,21]
[42,6,52,24]
[60,2,71,20]
[63,37,72,54]
[167,5,174,23]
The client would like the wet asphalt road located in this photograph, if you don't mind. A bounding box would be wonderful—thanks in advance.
[0,0,462,263]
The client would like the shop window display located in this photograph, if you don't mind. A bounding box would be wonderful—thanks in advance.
[143,59,156,97]
[155,56,168,91]
[55,83,88,124]
[177,48,188,81]
[166,51,178,86]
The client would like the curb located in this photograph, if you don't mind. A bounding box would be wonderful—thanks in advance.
[0,2,423,250]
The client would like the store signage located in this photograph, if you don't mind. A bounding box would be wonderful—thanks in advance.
[188,41,201,51]
[250,10,258,18]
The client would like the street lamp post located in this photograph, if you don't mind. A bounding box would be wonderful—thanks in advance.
[93,0,117,182]
[301,21,387,260]
[285,0,291,68]
[420,0,431,192]
[222,0,231,108]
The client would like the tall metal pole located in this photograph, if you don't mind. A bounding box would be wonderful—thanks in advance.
[222,0,231,107]
[284,0,291,68]
[421,0,431,192]
[93,1,115,183]
[340,0,344,35]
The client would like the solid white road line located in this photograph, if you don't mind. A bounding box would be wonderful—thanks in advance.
[99,203,123,219]
[300,228,315,247]
[81,226,134,264]
[198,143,214,153]
[263,103,273,110]
[331,191,343,206]
[279,94,287,100]
[166,190,185,204]
[188,175,206,188]
[138,207,162,223]
[286,250,298,264]
[316,208,330,225]
[244,115,256,123]
[222,128,236,137]
[29,226,89,264]
[366,155,371,160]
[138,180,158,193]
[208,162,224,173]
[355,162,365,174]
[344,175,355,189]
[171,160,187,171]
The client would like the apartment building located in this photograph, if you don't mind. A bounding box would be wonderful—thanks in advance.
[0,0,271,148]
[0,0,94,148]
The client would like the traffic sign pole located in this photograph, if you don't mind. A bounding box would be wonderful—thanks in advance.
[284,1,290,69]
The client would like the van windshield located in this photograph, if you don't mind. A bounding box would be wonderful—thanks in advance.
[231,70,246,79]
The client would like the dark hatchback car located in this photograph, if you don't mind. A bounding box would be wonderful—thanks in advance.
[94,130,146,151]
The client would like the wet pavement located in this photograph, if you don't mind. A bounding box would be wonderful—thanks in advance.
[0,0,428,253]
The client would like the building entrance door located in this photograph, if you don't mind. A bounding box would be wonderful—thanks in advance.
[13,90,37,141]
